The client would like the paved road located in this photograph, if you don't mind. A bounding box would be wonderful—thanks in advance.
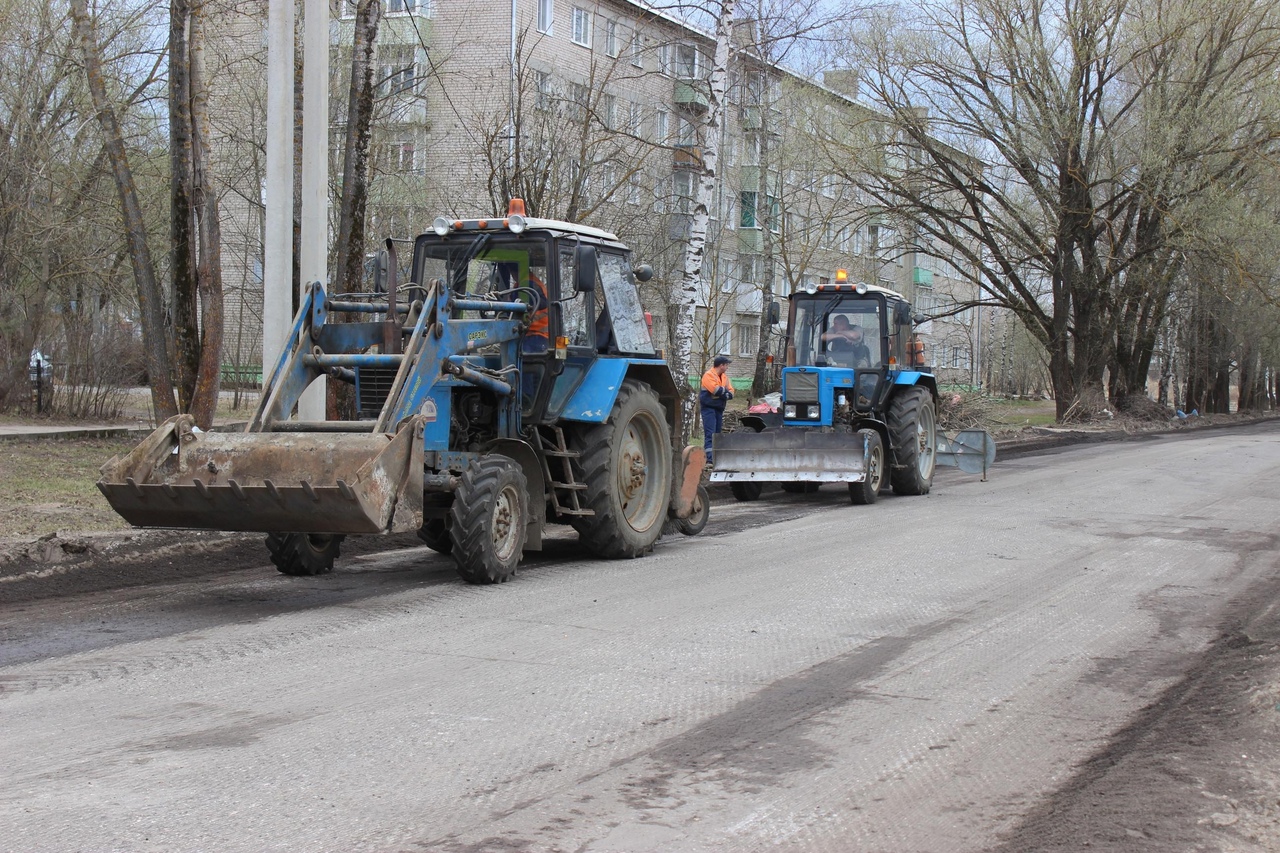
[2,424,1278,852]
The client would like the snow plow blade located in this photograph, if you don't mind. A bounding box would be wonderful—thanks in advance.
[708,429,870,483]
[97,415,424,534]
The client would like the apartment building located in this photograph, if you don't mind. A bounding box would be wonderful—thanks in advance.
[210,0,980,389]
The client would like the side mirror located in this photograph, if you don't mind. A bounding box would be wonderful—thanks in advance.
[374,249,389,293]
[575,244,598,293]
[634,263,654,282]
[768,301,781,325]
[913,312,928,325]
[895,301,913,325]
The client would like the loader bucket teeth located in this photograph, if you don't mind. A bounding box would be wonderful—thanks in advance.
[97,414,425,535]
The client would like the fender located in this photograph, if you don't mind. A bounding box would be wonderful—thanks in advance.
[558,358,674,427]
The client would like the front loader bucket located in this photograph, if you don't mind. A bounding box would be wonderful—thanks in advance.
[709,430,870,483]
[98,415,424,535]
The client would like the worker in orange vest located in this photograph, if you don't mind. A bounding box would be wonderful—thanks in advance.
[699,356,734,463]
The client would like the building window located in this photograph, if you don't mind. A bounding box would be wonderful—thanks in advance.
[738,255,759,284]
[737,323,757,356]
[604,19,619,57]
[654,109,669,143]
[676,116,697,147]
[822,174,836,198]
[396,141,416,172]
[627,101,643,134]
[631,32,643,68]
[571,8,592,47]
[627,172,641,204]
[658,43,671,75]
[673,171,694,214]
[740,191,757,228]
[766,196,780,233]
[717,321,733,355]
[386,0,422,15]
[601,93,616,129]
[380,45,416,95]
[722,194,735,230]
[852,227,865,255]
[537,0,553,34]
[534,69,554,110]
[675,43,699,79]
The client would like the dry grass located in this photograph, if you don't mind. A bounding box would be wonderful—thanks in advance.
[0,437,138,539]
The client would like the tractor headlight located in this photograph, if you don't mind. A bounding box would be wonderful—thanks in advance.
[809,408,821,419]
[432,217,450,236]
[507,213,527,234]
[784,404,797,418]
[802,280,818,295]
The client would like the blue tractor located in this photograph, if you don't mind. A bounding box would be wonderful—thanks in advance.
[711,272,989,503]
[99,201,709,583]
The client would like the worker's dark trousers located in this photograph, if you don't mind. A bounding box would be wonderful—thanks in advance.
[701,406,723,462]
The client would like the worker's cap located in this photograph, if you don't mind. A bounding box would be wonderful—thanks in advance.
[713,356,732,367]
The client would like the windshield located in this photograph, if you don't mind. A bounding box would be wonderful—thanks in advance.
[599,253,655,355]
[413,236,550,303]
[792,296,883,369]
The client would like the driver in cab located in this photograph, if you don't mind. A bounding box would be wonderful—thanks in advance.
[821,315,872,368]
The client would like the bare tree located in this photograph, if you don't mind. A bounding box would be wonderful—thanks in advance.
[71,0,178,420]
[829,0,1280,419]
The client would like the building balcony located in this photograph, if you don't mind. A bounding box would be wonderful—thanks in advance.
[912,267,934,287]
[673,145,703,170]
[674,80,709,112]
[738,227,763,253]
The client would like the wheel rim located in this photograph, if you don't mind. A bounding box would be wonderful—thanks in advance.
[916,402,936,479]
[867,441,884,492]
[490,482,522,562]
[305,534,334,555]
[617,409,666,532]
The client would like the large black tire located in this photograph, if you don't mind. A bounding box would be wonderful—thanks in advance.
[849,428,885,506]
[450,454,528,584]
[730,481,763,502]
[266,532,344,576]
[888,386,937,496]
[569,380,672,558]
[676,484,710,536]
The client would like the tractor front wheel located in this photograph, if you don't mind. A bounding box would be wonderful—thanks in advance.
[730,481,763,502]
[570,380,673,558]
[849,429,885,506]
[676,484,710,536]
[267,532,345,576]
[888,387,937,495]
[450,454,528,584]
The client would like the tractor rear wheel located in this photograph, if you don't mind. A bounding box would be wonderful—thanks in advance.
[849,429,885,505]
[450,454,528,584]
[570,380,672,558]
[267,532,344,576]
[888,386,937,495]
[730,481,763,501]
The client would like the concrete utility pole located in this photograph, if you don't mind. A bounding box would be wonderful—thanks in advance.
[265,0,328,419]
[299,0,329,419]
[263,0,294,390]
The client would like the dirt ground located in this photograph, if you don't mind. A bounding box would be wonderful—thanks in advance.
[2,413,1280,851]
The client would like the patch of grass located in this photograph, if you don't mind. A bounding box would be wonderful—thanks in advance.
[0,437,137,539]
[986,398,1058,427]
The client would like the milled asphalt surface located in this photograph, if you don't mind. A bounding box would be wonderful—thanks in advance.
[1,421,1277,851]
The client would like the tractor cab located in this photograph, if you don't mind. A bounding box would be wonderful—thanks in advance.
[781,272,920,425]
[407,201,662,430]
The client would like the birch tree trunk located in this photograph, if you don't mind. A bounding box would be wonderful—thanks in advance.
[673,0,736,439]
[70,0,178,420]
